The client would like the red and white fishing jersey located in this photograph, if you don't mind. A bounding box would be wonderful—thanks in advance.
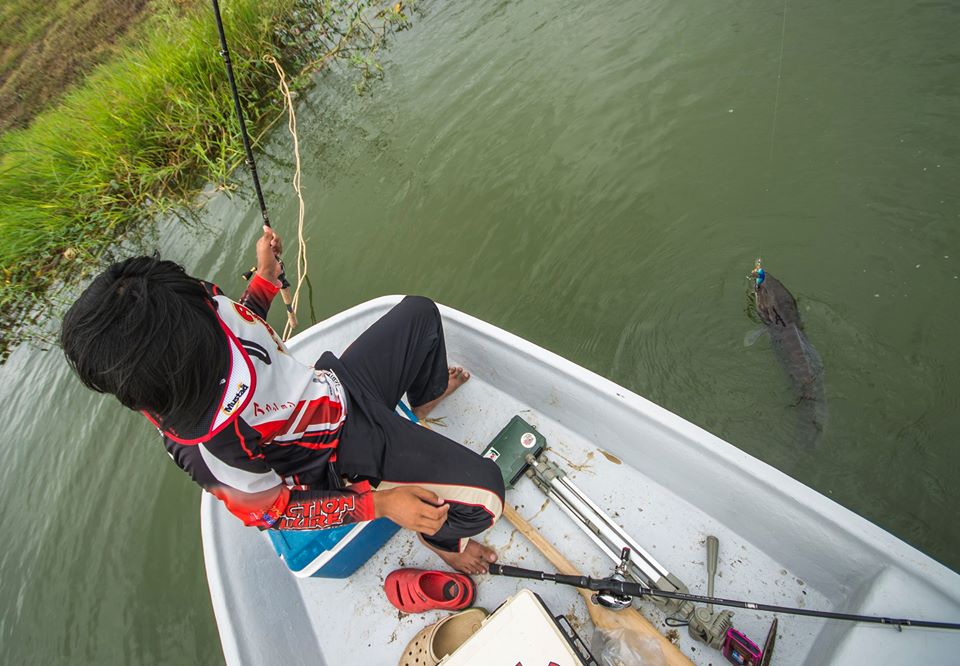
[146,275,374,530]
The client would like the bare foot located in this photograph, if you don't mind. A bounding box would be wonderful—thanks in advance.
[423,538,497,575]
[412,366,470,420]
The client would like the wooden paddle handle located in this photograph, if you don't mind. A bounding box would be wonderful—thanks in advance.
[502,504,693,666]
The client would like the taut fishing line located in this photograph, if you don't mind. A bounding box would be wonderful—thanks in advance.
[768,0,789,168]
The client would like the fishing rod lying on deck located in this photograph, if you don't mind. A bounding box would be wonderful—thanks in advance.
[489,550,960,632]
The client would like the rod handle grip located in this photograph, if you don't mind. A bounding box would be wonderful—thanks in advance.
[489,564,545,580]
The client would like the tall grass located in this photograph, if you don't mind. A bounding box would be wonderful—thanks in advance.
[0,0,291,299]
[0,0,409,353]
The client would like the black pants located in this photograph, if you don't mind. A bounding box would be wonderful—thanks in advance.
[318,296,505,552]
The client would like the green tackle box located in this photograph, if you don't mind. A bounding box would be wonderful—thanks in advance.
[481,415,546,489]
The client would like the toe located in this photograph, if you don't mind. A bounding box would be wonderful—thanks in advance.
[448,367,470,386]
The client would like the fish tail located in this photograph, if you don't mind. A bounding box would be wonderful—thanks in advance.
[795,395,828,447]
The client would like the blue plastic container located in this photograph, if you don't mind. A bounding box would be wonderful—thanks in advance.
[268,402,414,578]
[267,518,401,578]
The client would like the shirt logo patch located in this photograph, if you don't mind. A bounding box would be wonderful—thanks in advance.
[233,302,257,323]
[223,383,249,414]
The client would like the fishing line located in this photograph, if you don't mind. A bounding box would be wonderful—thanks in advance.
[767,0,789,168]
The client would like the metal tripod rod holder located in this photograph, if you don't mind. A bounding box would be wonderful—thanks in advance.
[525,452,734,649]
[557,473,668,579]
[525,454,693,617]
[536,480,625,566]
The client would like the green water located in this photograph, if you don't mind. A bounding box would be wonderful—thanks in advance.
[2,0,958,662]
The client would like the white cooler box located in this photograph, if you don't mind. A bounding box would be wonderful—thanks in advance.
[441,589,596,665]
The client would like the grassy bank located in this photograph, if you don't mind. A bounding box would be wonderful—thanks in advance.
[0,0,152,133]
[0,0,409,356]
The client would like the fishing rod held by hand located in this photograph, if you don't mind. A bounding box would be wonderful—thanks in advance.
[210,0,296,325]
[489,560,960,632]
[211,0,269,227]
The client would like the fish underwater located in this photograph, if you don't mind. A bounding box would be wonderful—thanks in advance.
[748,259,826,446]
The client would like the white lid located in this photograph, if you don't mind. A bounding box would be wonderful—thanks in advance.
[441,588,584,665]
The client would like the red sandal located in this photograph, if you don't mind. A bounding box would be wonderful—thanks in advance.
[385,568,476,613]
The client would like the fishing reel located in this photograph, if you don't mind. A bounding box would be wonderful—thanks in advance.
[592,545,734,649]
[591,547,633,611]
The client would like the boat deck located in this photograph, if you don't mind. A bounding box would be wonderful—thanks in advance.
[202,297,960,665]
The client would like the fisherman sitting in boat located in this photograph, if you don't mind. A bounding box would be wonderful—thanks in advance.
[59,227,504,575]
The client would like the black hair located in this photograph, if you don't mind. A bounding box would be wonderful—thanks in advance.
[60,256,228,434]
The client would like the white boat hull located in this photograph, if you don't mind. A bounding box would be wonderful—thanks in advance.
[201,296,960,665]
